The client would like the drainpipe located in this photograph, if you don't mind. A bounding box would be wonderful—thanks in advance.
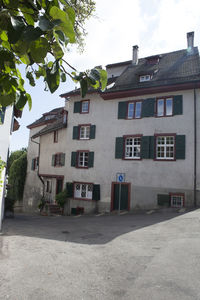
[194,88,197,207]
[31,137,45,196]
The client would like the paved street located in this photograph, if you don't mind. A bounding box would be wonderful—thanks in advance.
[1,209,200,300]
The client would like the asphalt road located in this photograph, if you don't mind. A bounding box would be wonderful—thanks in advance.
[1,209,200,300]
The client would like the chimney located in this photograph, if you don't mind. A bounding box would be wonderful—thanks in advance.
[132,45,139,65]
[187,32,194,49]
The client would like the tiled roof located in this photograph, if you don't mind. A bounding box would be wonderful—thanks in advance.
[32,117,66,138]
[61,47,200,98]
[27,107,63,129]
[105,48,200,93]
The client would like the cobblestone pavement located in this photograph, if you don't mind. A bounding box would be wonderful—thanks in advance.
[1,210,200,300]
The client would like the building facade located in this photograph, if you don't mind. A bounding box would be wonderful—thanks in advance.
[24,32,200,214]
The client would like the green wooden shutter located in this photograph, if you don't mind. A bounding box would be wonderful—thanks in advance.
[141,136,154,159]
[31,158,35,170]
[72,126,79,139]
[60,153,65,166]
[71,152,77,167]
[66,182,73,197]
[88,152,94,168]
[173,95,183,115]
[115,137,124,158]
[90,125,96,139]
[92,184,100,201]
[74,101,81,113]
[176,135,185,159]
[0,107,6,124]
[118,102,127,119]
[51,155,55,166]
[157,194,170,206]
[141,98,155,117]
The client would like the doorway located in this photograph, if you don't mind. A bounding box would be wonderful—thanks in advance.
[56,178,63,195]
[111,182,130,211]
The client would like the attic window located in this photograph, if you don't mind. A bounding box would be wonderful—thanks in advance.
[139,75,151,82]
[45,114,55,120]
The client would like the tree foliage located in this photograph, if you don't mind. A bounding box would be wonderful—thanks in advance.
[0,0,107,110]
[7,148,27,174]
[7,152,27,201]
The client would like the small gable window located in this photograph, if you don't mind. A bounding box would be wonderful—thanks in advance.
[139,75,151,82]
[54,130,58,143]
[81,100,89,113]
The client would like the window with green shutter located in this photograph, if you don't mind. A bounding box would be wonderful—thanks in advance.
[141,98,155,117]
[175,135,185,159]
[115,137,124,158]
[73,126,79,139]
[118,102,127,119]
[88,152,94,168]
[173,95,183,115]
[157,194,170,206]
[66,182,73,197]
[90,125,96,139]
[51,154,55,166]
[71,152,77,167]
[92,184,100,201]
[141,136,154,159]
[74,101,81,113]
[60,153,65,166]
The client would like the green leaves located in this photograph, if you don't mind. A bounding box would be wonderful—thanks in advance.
[49,6,75,43]
[30,37,49,63]
[45,61,60,93]
[0,0,107,110]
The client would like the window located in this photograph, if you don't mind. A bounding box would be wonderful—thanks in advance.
[124,136,141,159]
[45,114,55,120]
[52,153,65,167]
[81,100,89,113]
[139,75,151,82]
[127,101,142,119]
[31,157,39,171]
[156,135,175,160]
[78,151,89,168]
[170,194,184,208]
[157,97,173,117]
[74,183,93,199]
[54,130,58,143]
[79,125,90,139]
[46,180,52,193]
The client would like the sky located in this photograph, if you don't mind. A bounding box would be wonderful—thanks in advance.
[10,0,200,151]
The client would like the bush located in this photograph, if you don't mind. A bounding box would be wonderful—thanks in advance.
[56,190,68,208]
[4,197,15,212]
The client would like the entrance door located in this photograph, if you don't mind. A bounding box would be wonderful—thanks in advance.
[112,183,130,211]
[56,178,63,195]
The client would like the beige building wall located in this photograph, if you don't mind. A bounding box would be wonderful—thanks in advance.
[61,89,200,212]
[23,126,45,212]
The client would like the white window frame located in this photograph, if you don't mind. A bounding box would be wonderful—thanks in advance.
[81,100,89,113]
[79,125,90,140]
[78,151,89,167]
[156,135,175,160]
[171,194,184,208]
[127,101,142,119]
[74,183,93,199]
[124,136,141,159]
[157,97,173,117]
[139,75,151,82]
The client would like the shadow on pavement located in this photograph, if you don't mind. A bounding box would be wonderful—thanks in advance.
[1,209,197,245]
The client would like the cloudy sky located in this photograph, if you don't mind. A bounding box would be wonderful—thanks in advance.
[10,0,200,151]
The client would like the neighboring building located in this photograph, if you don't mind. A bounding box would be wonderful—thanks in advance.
[23,107,65,212]
[0,106,21,230]
[24,32,200,214]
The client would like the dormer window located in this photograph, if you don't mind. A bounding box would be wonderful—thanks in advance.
[139,75,151,82]
[45,114,55,120]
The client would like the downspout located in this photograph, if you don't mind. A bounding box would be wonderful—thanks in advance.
[31,137,45,197]
[194,88,197,207]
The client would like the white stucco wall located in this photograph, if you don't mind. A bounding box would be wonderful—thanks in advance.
[61,89,199,211]
[0,106,13,229]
